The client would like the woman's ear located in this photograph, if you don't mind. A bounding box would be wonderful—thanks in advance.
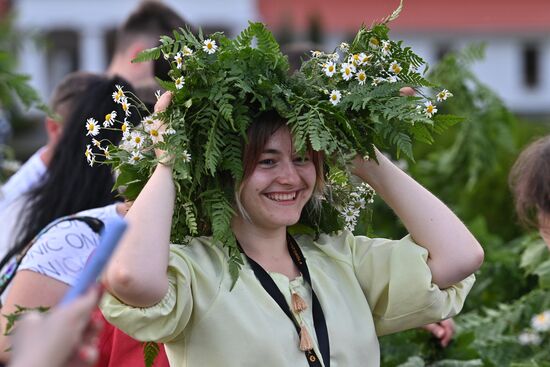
[44,117,63,147]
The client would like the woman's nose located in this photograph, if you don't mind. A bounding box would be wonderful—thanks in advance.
[277,160,301,185]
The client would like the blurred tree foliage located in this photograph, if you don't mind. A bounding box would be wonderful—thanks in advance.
[0,12,44,182]
[374,45,550,366]
[0,14,42,111]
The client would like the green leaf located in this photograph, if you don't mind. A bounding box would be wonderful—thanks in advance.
[143,342,160,367]
[132,47,162,63]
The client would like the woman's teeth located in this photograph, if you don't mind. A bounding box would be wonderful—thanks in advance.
[266,192,297,201]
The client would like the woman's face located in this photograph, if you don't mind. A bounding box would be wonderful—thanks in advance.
[539,213,550,251]
[239,127,317,231]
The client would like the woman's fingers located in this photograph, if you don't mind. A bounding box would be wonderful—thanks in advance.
[154,91,173,113]
[399,87,416,96]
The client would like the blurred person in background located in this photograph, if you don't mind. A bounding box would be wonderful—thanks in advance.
[510,135,550,251]
[0,0,191,225]
[0,72,140,363]
[8,287,103,367]
[106,0,192,106]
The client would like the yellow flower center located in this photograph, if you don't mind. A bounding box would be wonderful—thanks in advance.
[121,124,127,132]
[151,130,159,137]
[427,105,434,113]
[370,37,379,46]
[105,114,111,121]
[207,43,213,49]
[359,73,366,81]
[392,64,401,73]
[331,94,337,100]
[536,314,547,322]
[328,65,334,72]
[123,103,128,111]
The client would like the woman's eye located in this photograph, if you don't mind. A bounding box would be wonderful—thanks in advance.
[293,156,310,164]
[259,159,275,165]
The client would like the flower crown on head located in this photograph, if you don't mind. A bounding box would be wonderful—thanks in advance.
[84,2,457,280]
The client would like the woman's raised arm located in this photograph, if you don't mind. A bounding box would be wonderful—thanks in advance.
[103,92,175,307]
[352,149,484,289]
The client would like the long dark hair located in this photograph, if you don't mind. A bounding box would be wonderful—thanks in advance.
[0,73,139,271]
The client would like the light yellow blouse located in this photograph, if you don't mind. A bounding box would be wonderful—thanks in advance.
[100,231,475,367]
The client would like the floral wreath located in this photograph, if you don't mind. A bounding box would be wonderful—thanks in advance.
[85,2,457,279]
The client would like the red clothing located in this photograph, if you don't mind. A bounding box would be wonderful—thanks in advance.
[93,309,170,367]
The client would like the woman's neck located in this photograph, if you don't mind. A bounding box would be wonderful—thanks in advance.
[231,216,300,278]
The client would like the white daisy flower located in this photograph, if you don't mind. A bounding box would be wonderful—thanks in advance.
[518,331,542,346]
[531,311,550,332]
[349,53,361,67]
[339,42,350,52]
[128,151,143,165]
[329,53,340,62]
[359,52,372,66]
[174,52,183,69]
[175,76,185,90]
[165,128,176,135]
[92,138,101,148]
[381,40,391,57]
[130,131,145,149]
[120,131,133,152]
[340,62,356,81]
[112,85,126,104]
[369,37,380,49]
[342,207,359,222]
[310,50,322,58]
[389,61,402,74]
[371,77,385,86]
[120,120,131,135]
[142,115,155,128]
[121,98,131,116]
[148,127,163,144]
[181,149,192,163]
[85,144,96,167]
[423,101,438,118]
[85,118,100,136]
[387,75,398,83]
[436,89,453,102]
[202,39,218,54]
[329,90,342,105]
[102,146,111,160]
[182,45,193,56]
[103,111,117,128]
[356,70,367,85]
[87,155,96,167]
[323,62,337,77]
[85,144,93,161]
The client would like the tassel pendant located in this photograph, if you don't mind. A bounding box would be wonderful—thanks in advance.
[299,324,314,351]
[291,292,308,313]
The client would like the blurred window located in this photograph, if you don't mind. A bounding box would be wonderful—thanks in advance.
[523,43,539,89]
[45,29,80,92]
[435,42,453,62]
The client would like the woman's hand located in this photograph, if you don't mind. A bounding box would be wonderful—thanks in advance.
[9,287,102,367]
[152,91,174,165]
[422,319,455,347]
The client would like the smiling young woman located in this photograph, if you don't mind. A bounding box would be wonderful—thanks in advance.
[99,92,484,367]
